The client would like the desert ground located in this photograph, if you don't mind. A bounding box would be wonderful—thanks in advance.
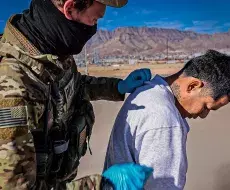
[78,62,184,78]
[77,63,230,190]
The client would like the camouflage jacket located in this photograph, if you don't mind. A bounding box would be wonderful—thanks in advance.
[0,16,124,190]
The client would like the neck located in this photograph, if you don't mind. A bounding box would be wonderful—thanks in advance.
[51,0,65,13]
[164,74,187,118]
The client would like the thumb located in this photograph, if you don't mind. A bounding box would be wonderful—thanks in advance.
[134,164,153,179]
[141,165,153,180]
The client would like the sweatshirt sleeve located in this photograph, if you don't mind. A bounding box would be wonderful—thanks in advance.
[135,122,188,190]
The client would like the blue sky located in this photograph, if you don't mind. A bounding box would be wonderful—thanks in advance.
[1,0,230,34]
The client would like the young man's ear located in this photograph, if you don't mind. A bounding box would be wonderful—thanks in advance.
[187,78,203,93]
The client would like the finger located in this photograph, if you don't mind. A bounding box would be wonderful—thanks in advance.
[141,165,154,181]
[135,70,147,81]
[130,165,148,188]
[131,79,145,90]
[142,68,152,81]
[138,69,149,81]
[130,69,141,80]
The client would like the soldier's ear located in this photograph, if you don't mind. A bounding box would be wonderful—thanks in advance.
[63,0,75,20]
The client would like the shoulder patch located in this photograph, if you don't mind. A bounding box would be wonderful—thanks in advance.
[0,106,27,128]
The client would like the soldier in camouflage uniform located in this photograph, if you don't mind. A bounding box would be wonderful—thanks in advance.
[0,0,152,189]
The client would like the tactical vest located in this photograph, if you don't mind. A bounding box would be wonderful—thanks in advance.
[30,59,95,188]
[0,33,95,189]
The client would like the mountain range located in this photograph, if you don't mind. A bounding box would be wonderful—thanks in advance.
[84,27,230,58]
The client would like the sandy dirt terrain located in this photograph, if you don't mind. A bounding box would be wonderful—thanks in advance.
[78,63,184,78]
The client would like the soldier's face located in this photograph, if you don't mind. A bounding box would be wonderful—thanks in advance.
[63,0,106,26]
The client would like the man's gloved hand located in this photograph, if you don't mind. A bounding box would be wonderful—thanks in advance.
[118,68,152,94]
[102,163,153,190]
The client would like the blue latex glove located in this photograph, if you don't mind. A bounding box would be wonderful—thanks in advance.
[118,68,152,94]
[102,163,153,190]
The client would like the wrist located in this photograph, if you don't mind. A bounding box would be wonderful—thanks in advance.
[100,176,115,190]
[117,80,125,94]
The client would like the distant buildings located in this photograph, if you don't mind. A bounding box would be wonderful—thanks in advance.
[73,48,230,67]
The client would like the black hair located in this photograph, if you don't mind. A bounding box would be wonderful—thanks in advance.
[181,49,230,100]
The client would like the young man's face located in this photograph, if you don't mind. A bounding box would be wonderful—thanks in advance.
[63,0,106,26]
[175,77,229,119]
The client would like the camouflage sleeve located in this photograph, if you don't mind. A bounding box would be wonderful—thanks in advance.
[0,57,45,189]
[81,75,125,101]
[65,174,114,190]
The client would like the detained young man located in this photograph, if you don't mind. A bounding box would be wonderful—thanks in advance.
[103,50,230,189]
